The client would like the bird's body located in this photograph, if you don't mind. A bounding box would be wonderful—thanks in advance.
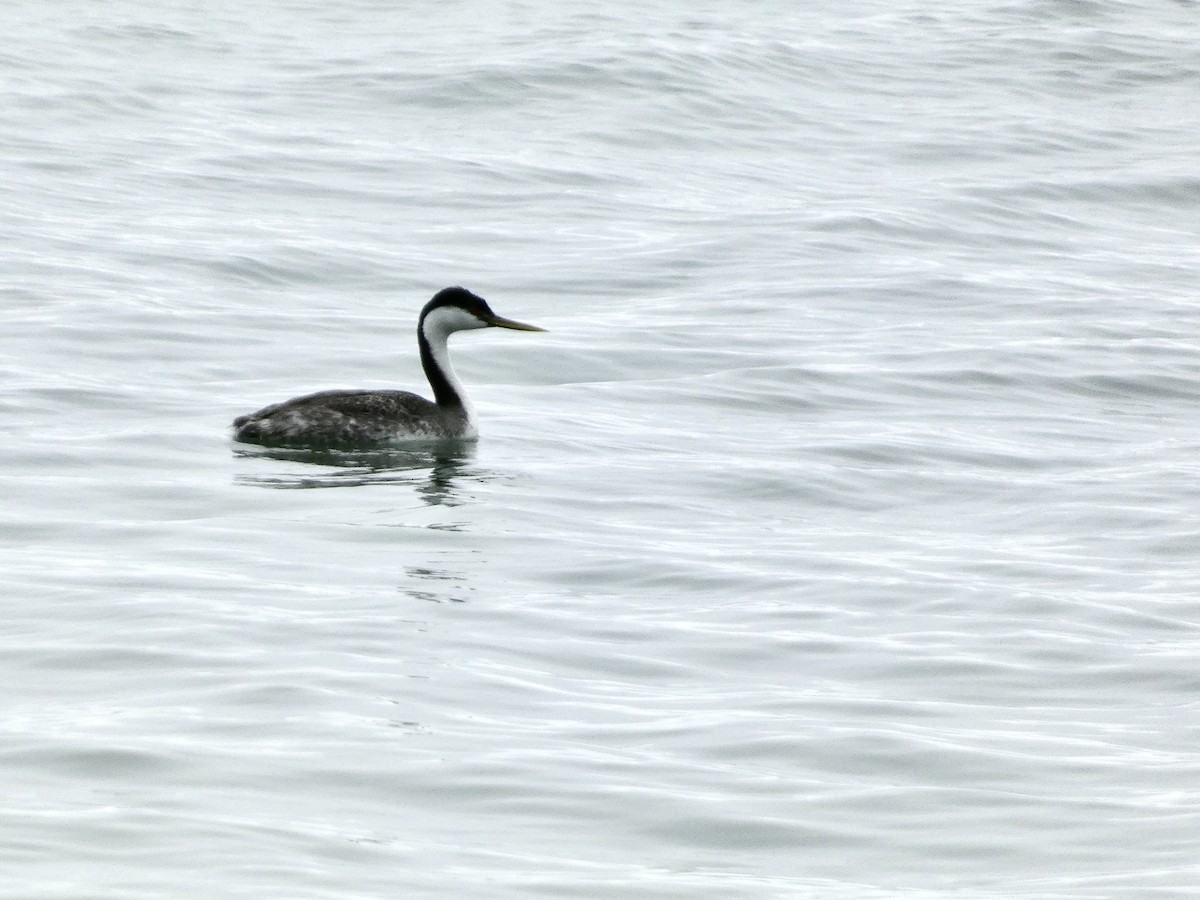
[232,388,464,445]
[232,287,544,448]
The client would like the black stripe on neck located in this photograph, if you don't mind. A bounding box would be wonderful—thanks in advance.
[418,323,463,409]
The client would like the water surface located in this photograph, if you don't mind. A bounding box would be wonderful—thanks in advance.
[3,1,1200,896]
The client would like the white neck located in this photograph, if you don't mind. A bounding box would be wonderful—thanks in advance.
[419,306,487,432]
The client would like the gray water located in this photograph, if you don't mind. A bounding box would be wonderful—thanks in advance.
[4,1,1200,896]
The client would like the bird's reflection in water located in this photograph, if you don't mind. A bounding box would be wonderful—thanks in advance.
[232,441,477,506]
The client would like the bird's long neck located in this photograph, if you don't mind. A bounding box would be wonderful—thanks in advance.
[418,317,474,417]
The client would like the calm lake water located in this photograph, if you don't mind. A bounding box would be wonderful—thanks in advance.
[4,1,1200,896]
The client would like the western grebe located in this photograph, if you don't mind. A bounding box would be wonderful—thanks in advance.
[232,286,545,448]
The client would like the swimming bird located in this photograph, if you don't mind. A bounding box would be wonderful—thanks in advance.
[232,286,545,448]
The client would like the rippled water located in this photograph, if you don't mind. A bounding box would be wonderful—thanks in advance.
[4,1,1200,896]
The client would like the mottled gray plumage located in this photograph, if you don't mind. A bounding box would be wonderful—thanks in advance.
[231,287,544,449]
[232,389,466,447]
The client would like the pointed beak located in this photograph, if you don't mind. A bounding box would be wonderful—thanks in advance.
[485,313,546,332]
